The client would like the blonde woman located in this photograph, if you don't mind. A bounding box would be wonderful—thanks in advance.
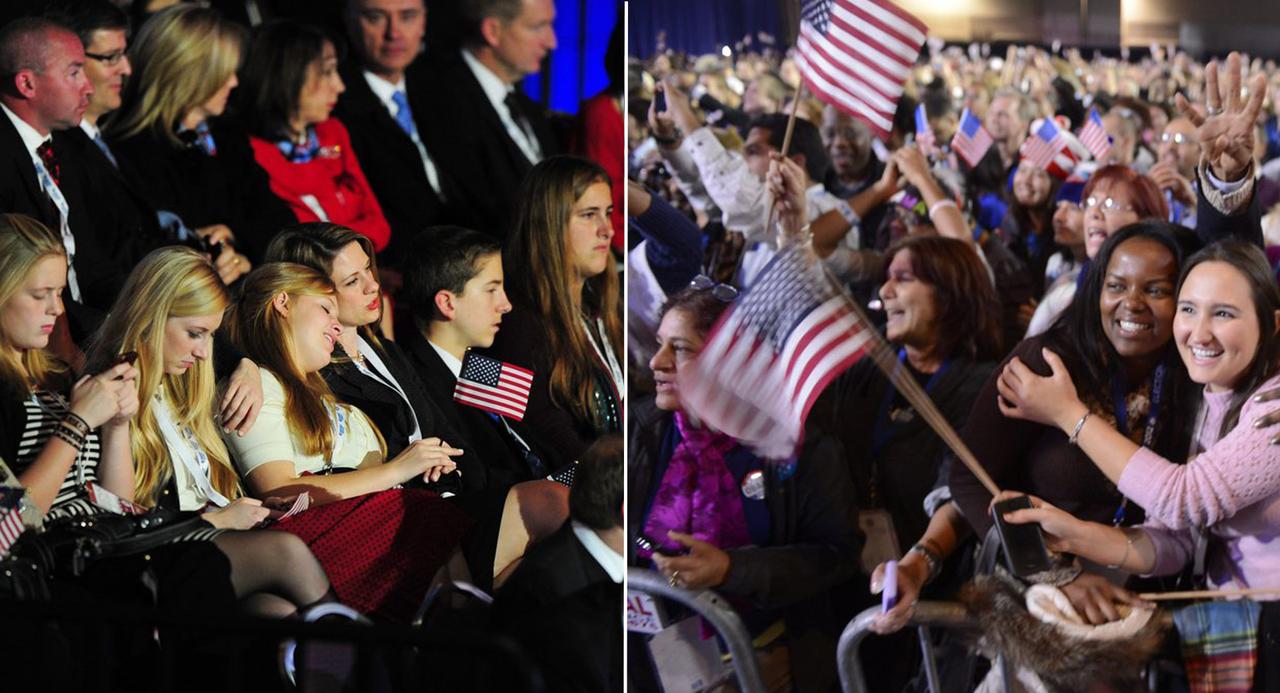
[488,156,622,472]
[224,263,506,621]
[0,214,241,621]
[84,247,334,617]
[105,4,293,269]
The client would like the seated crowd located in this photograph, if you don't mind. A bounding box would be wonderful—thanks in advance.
[628,38,1280,691]
[0,1,623,691]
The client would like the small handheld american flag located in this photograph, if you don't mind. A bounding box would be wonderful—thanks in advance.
[1077,107,1112,162]
[951,108,994,168]
[680,242,874,458]
[0,486,27,558]
[914,104,937,156]
[794,0,928,141]
[453,352,533,422]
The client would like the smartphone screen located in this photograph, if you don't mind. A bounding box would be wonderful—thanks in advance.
[991,495,1054,577]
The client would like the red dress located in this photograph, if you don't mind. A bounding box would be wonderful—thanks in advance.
[275,487,473,622]
[250,118,392,252]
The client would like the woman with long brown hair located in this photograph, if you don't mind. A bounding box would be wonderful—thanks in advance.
[488,155,622,472]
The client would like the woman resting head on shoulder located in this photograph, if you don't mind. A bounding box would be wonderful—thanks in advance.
[83,246,336,616]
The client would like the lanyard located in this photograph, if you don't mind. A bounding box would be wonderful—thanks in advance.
[869,349,950,467]
[323,401,348,471]
[1110,363,1166,525]
[581,316,625,404]
[355,337,421,443]
[153,392,230,508]
[31,155,80,301]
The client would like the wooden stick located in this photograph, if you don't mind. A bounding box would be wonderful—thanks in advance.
[764,81,808,237]
[1137,587,1280,602]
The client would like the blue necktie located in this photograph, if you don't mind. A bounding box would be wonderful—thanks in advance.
[93,132,118,168]
[391,91,417,138]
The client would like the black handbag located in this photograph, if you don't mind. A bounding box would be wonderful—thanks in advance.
[19,510,211,578]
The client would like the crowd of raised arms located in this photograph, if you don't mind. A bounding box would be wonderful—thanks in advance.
[0,0,624,691]
[627,35,1280,692]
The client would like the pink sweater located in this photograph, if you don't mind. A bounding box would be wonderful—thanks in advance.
[1118,372,1280,591]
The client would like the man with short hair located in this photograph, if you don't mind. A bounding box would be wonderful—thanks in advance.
[418,0,562,240]
[400,225,553,489]
[0,16,128,327]
[57,1,168,269]
[1150,115,1200,224]
[986,88,1034,169]
[333,0,455,263]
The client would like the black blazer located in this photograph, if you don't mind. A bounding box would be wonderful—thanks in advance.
[331,62,455,264]
[107,116,296,262]
[417,50,561,240]
[491,521,622,693]
[400,328,544,491]
[321,337,485,492]
[0,112,125,334]
[56,126,167,269]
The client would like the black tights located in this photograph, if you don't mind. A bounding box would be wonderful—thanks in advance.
[212,530,332,618]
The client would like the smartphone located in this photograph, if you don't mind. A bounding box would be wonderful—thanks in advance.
[653,88,667,113]
[98,351,138,378]
[991,495,1054,577]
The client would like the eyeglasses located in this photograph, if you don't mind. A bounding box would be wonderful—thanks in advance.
[689,274,740,302]
[1159,132,1197,145]
[1084,196,1135,214]
[84,50,127,67]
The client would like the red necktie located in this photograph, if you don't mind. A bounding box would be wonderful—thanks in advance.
[36,140,59,186]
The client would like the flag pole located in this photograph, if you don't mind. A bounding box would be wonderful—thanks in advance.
[765,81,808,237]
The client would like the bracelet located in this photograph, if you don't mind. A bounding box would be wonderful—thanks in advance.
[1106,529,1136,570]
[53,425,84,451]
[927,199,958,220]
[835,200,860,226]
[908,543,942,583]
[1068,412,1091,446]
[62,411,90,437]
[652,132,680,147]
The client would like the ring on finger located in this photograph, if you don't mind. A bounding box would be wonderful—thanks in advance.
[1207,105,1224,116]
[669,570,681,587]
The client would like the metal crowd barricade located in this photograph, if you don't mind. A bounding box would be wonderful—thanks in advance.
[627,567,767,693]
[837,601,1011,693]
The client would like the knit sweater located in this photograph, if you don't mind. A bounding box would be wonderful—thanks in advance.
[1121,372,1280,592]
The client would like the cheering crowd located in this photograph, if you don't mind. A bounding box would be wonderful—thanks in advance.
[0,0,624,691]
[628,34,1280,692]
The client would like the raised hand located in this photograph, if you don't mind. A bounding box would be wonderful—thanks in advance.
[1174,51,1267,182]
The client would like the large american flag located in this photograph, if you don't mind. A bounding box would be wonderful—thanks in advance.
[0,487,26,558]
[951,107,994,168]
[454,352,533,422]
[680,243,874,458]
[794,0,928,141]
[1078,107,1112,161]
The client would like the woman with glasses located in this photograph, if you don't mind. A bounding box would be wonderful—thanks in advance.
[1080,165,1168,260]
[486,156,622,474]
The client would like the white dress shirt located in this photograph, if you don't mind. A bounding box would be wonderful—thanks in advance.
[460,48,543,165]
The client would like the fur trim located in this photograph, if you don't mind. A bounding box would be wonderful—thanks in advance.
[957,574,1171,693]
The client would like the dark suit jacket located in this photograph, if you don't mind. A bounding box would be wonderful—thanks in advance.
[331,62,455,264]
[491,521,622,693]
[107,116,296,262]
[0,111,127,332]
[321,337,485,492]
[417,50,561,240]
[400,328,543,491]
[56,126,167,269]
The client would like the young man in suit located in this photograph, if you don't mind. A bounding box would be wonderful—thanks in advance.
[334,0,453,263]
[491,435,623,693]
[419,0,561,240]
[0,16,129,338]
[400,225,550,491]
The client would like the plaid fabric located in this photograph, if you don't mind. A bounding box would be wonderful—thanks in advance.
[1174,600,1262,692]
